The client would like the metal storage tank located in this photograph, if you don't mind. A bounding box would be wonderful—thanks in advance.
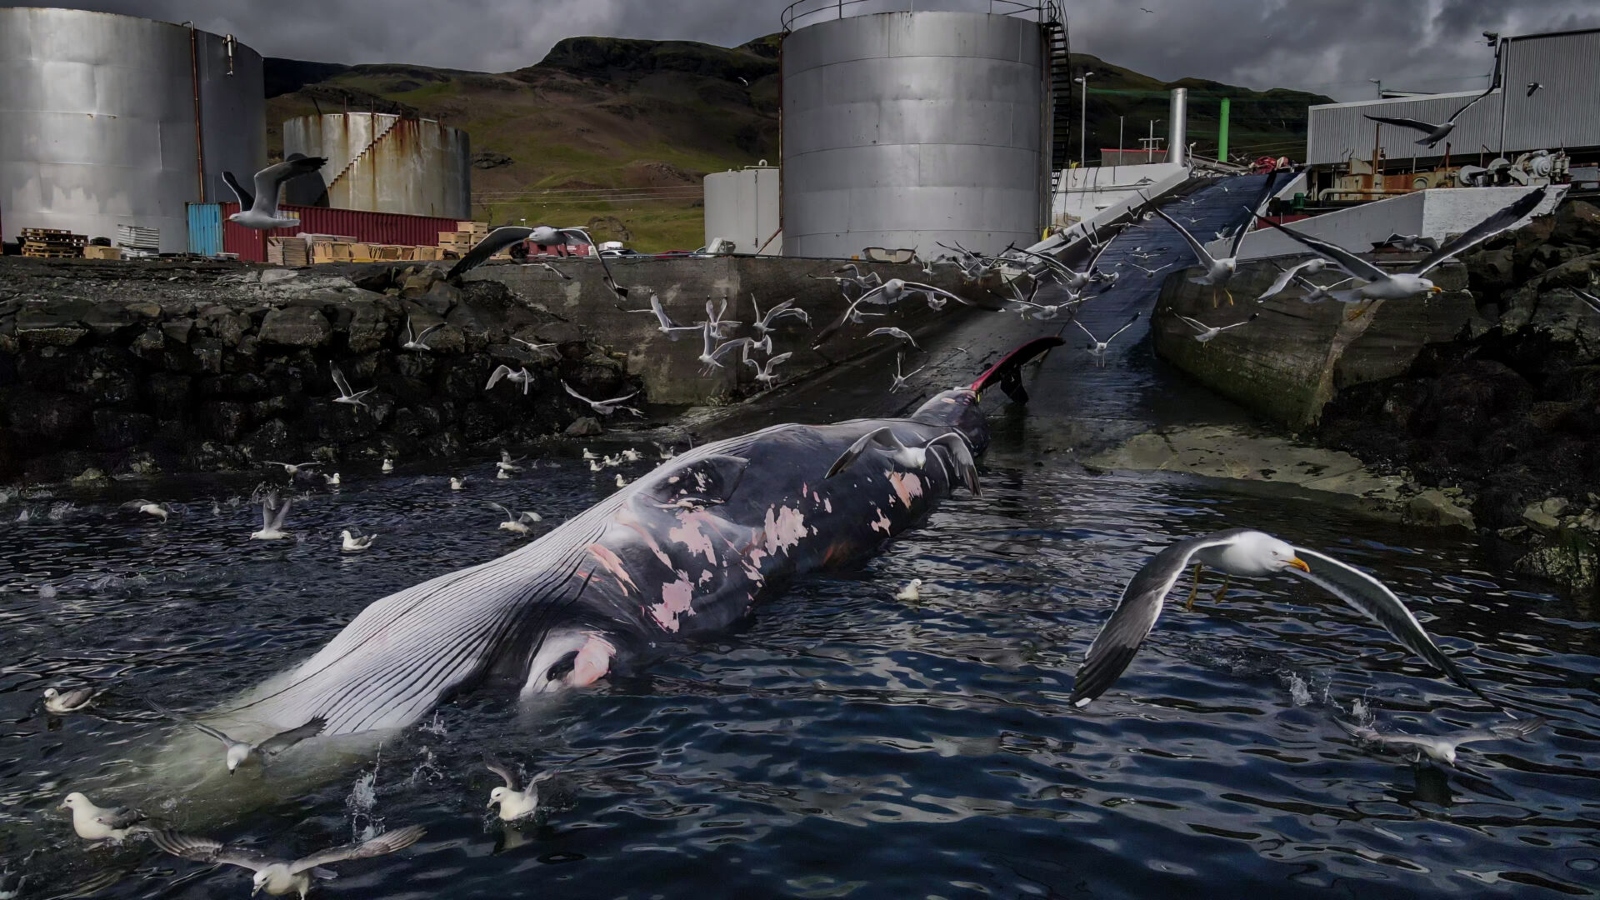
[282,113,471,219]
[780,5,1051,258]
[704,163,782,255]
[0,7,265,253]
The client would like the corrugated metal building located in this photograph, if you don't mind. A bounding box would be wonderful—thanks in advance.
[186,202,462,262]
[1306,27,1600,167]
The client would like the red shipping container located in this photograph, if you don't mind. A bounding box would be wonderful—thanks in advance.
[220,203,465,263]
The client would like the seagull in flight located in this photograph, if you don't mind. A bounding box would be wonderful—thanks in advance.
[888,352,926,393]
[251,494,293,541]
[703,297,743,339]
[825,428,981,496]
[1144,172,1285,305]
[147,698,326,774]
[511,336,560,359]
[485,756,555,823]
[446,224,628,299]
[745,351,792,389]
[1069,528,1495,707]
[1254,186,1547,313]
[1176,312,1259,344]
[1363,84,1495,148]
[752,295,811,336]
[402,317,445,352]
[263,461,316,477]
[486,365,533,395]
[123,500,173,522]
[150,825,425,898]
[330,364,373,410]
[632,294,702,341]
[695,323,754,373]
[1074,314,1141,366]
[1256,258,1328,302]
[867,326,920,349]
[221,155,327,230]
[563,381,643,417]
[1338,717,1546,766]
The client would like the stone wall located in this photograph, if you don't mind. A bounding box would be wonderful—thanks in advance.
[0,258,640,483]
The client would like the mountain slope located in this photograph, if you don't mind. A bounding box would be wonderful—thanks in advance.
[262,38,1323,251]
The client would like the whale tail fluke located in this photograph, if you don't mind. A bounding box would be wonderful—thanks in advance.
[969,337,1065,402]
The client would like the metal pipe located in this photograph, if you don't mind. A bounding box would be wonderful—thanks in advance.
[1166,88,1187,165]
[189,25,205,202]
[1217,97,1230,162]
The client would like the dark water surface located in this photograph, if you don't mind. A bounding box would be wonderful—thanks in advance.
[2,446,1597,899]
[3,176,1599,897]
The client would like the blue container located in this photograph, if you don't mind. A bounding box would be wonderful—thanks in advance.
[187,203,223,256]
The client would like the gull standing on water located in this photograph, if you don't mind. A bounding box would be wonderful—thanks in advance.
[43,686,100,715]
[1068,528,1493,707]
[148,699,326,774]
[488,501,541,535]
[123,500,173,523]
[563,381,642,417]
[150,824,425,898]
[59,793,145,842]
[221,156,328,230]
[485,756,554,823]
[381,458,395,474]
[895,579,923,601]
[450,477,467,492]
[1254,186,1547,311]
[330,364,373,410]
[340,529,376,552]
[1338,716,1546,766]
[251,495,293,541]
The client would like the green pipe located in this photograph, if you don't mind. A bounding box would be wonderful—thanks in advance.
[1218,96,1231,161]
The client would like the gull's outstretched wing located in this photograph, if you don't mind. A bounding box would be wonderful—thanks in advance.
[254,716,327,756]
[1256,260,1319,302]
[1251,217,1389,283]
[1069,530,1248,707]
[221,171,254,209]
[151,830,272,871]
[148,697,236,746]
[1231,171,1284,257]
[268,496,293,532]
[925,433,980,496]
[1362,115,1440,134]
[250,157,326,217]
[1446,84,1496,123]
[1176,315,1211,333]
[487,501,514,522]
[447,226,533,281]
[1289,547,1488,701]
[486,365,513,391]
[289,825,426,875]
[1148,204,1218,268]
[485,754,522,791]
[562,381,594,406]
[824,427,903,479]
[331,364,354,397]
[1410,187,1547,276]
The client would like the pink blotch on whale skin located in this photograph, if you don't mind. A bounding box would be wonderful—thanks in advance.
[587,543,639,596]
[763,505,808,556]
[887,471,923,508]
[869,508,892,534]
[668,512,719,566]
[652,575,697,632]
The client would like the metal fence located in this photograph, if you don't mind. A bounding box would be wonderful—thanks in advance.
[781,0,1061,32]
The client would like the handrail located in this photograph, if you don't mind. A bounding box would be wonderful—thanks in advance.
[781,0,1062,33]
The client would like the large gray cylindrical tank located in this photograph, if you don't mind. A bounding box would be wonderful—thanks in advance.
[0,7,264,253]
[782,11,1047,258]
[282,113,471,219]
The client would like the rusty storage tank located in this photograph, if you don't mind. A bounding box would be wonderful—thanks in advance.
[779,2,1052,258]
[281,113,471,219]
[0,7,265,253]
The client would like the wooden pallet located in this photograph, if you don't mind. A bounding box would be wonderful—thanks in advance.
[22,244,83,258]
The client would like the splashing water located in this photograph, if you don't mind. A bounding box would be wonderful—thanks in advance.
[346,746,383,842]
[1285,673,1312,707]
[418,712,448,737]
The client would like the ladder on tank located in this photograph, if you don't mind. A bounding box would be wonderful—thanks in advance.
[1043,8,1072,201]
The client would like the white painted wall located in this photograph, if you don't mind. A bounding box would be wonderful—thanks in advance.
[1216,185,1565,263]
[1032,162,1188,254]
[704,166,782,255]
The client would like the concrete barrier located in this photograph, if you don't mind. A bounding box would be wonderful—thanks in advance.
[468,256,987,405]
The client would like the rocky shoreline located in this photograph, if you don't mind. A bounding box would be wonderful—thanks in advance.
[0,257,644,484]
[1314,198,1600,592]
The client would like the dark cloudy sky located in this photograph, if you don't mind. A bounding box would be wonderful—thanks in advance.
[14,0,1600,100]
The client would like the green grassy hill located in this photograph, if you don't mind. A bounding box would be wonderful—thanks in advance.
[263,38,1323,252]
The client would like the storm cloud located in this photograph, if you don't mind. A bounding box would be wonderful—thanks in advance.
[13,0,1600,99]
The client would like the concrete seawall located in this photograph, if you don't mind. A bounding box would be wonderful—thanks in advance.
[470,255,983,405]
[1150,257,1481,429]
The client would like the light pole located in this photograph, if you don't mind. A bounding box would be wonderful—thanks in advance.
[1074,71,1094,165]
[1368,78,1383,99]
